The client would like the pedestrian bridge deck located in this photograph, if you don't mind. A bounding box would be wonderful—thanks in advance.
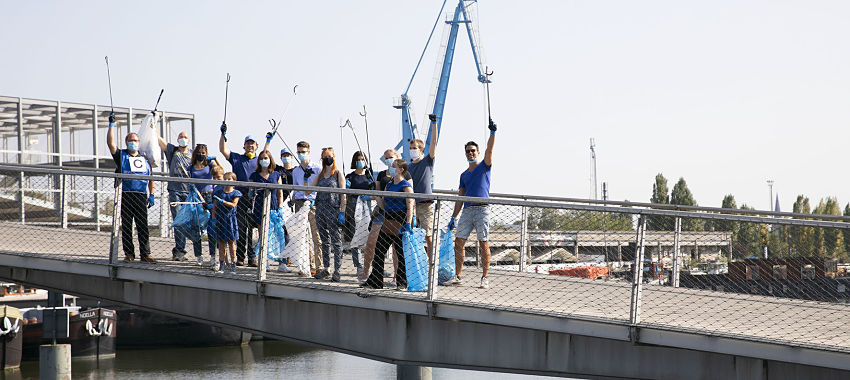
[3,222,849,358]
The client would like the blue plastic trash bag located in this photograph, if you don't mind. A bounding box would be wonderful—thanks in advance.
[438,229,455,284]
[254,209,287,263]
[171,192,210,243]
[402,227,428,292]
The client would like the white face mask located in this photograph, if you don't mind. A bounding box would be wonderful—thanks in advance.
[297,152,309,163]
[177,138,189,147]
[259,159,270,168]
[281,156,294,166]
[409,148,421,160]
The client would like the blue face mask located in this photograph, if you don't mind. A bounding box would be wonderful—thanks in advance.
[297,153,308,163]
[382,157,394,167]
[388,167,397,177]
[467,158,476,164]
[355,160,366,169]
[127,141,139,152]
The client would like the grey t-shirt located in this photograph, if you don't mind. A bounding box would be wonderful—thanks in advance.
[165,143,192,192]
[408,154,434,202]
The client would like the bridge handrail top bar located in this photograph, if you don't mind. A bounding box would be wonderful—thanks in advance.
[3,163,849,229]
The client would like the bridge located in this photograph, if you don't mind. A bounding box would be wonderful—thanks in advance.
[2,164,850,379]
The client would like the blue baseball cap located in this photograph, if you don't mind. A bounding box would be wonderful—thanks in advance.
[244,135,256,143]
[280,148,291,156]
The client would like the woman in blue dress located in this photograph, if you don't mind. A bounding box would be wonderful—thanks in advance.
[212,172,241,274]
[249,150,284,225]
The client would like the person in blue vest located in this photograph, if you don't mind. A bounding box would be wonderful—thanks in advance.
[219,123,259,267]
[106,112,157,263]
[446,118,497,289]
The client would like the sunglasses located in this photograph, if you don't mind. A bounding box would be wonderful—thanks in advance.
[465,149,477,153]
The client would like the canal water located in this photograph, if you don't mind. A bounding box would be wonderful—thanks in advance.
[5,340,559,379]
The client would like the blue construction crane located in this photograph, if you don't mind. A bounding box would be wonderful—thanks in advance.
[394,0,490,162]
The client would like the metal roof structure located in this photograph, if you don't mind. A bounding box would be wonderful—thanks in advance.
[0,95,195,169]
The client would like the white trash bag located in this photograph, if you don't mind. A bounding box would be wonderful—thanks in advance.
[137,113,161,168]
[343,197,371,250]
[281,204,312,275]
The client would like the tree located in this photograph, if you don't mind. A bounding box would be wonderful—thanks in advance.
[843,203,850,255]
[812,197,844,258]
[526,208,632,231]
[790,195,815,257]
[648,173,673,230]
[735,204,766,258]
[670,177,703,231]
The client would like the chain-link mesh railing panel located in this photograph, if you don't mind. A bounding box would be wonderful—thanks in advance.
[640,214,850,353]
[430,203,636,324]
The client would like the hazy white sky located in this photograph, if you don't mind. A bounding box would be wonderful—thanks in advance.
[3,1,850,212]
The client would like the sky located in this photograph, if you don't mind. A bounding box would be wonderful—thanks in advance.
[3,0,850,212]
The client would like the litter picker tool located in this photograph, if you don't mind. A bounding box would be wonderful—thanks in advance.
[151,89,164,115]
[104,56,114,113]
[222,73,230,141]
[484,66,493,123]
[268,119,301,166]
[359,105,375,178]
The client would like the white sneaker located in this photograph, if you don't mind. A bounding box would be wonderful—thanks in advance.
[278,264,291,273]
[196,256,204,266]
[229,264,237,274]
[213,262,222,273]
[208,259,216,269]
[447,276,462,286]
[480,276,489,289]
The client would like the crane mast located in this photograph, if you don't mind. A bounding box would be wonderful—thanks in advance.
[394,0,489,162]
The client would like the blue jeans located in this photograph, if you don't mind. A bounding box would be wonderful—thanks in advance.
[169,191,189,256]
[344,247,362,269]
[316,204,342,271]
[193,192,216,259]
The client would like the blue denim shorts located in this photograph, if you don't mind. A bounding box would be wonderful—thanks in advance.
[456,205,490,241]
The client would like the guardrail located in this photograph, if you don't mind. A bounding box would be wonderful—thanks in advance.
[0,163,849,354]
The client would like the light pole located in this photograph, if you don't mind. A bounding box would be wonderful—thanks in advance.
[767,180,774,212]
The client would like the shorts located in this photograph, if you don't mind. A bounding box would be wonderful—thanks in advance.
[414,202,434,236]
[456,205,490,241]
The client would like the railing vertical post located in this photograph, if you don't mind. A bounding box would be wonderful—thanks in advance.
[158,112,169,238]
[59,174,68,229]
[629,214,647,341]
[109,183,122,264]
[519,205,528,272]
[92,105,101,231]
[672,217,681,288]
[17,98,24,224]
[256,187,272,282]
[427,200,442,302]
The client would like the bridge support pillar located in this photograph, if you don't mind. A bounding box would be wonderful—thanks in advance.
[39,344,71,380]
[397,365,432,380]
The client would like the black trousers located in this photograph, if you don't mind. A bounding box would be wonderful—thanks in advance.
[366,230,407,288]
[121,192,150,259]
[235,193,255,262]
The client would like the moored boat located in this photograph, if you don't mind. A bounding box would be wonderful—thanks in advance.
[0,305,23,370]
[20,306,117,360]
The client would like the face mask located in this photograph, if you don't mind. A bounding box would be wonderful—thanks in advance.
[281,156,292,166]
[388,167,397,177]
[322,157,334,167]
[409,149,421,160]
[467,158,477,164]
[355,160,366,169]
[127,142,139,152]
[177,138,189,147]
[297,153,308,163]
[245,152,255,159]
[382,157,395,167]
[259,159,270,168]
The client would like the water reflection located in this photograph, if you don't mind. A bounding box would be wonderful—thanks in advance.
[3,340,555,379]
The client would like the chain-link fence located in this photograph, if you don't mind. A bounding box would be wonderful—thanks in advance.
[1,164,850,353]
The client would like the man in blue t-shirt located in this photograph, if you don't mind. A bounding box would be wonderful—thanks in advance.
[106,112,157,264]
[446,118,497,289]
[219,123,259,266]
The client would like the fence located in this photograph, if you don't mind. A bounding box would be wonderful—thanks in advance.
[1,163,850,354]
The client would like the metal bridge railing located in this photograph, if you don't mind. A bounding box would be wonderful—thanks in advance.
[1,164,850,354]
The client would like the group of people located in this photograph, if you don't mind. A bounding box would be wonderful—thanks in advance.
[105,110,498,289]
